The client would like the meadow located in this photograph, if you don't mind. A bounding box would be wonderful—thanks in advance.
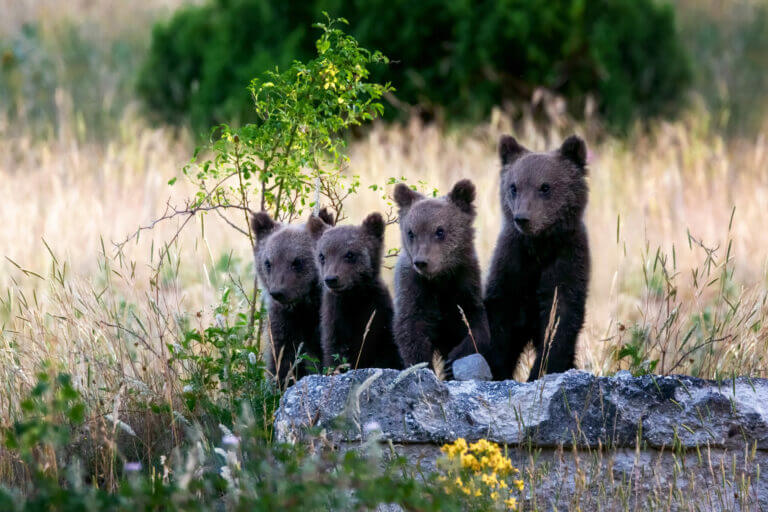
[1,0,768,509]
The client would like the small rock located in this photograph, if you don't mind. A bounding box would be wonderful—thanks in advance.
[451,353,492,381]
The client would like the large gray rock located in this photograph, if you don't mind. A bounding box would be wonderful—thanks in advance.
[275,369,768,509]
[275,368,768,450]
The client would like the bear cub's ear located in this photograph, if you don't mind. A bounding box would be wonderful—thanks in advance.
[499,135,528,166]
[559,135,587,169]
[250,212,277,240]
[447,179,476,215]
[317,206,336,227]
[393,183,424,210]
[362,212,386,240]
[306,213,330,241]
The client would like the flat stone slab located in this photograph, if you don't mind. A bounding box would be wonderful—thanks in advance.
[275,368,768,450]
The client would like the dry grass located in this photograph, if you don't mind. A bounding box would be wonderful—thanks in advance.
[2,105,768,393]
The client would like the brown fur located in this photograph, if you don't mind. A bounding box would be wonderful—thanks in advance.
[308,213,402,370]
[392,180,491,370]
[484,135,590,381]
[250,209,333,383]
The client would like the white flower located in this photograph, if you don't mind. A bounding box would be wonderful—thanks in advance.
[363,421,381,435]
[182,384,194,393]
[248,352,258,365]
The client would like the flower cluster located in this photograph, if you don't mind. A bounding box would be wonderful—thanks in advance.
[438,438,524,511]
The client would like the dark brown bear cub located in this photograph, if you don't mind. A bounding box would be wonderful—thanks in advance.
[250,209,334,384]
[484,135,591,381]
[393,180,490,371]
[308,213,401,370]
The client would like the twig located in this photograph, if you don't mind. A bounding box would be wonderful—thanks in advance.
[355,310,376,370]
[457,305,479,353]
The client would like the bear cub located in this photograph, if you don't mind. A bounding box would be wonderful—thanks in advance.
[484,135,591,381]
[250,208,334,383]
[308,212,402,370]
[393,180,490,371]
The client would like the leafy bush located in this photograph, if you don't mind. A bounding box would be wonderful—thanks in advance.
[138,0,691,133]
[171,286,279,429]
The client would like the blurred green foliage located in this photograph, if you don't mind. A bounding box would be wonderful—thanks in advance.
[678,0,768,135]
[137,0,691,134]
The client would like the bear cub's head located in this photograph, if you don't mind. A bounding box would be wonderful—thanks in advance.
[250,209,334,306]
[308,212,385,293]
[393,179,477,278]
[498,135,588,236]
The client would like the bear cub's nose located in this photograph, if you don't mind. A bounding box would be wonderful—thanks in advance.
[514,215,530,230]
[413,259,428,271]
[270,290,288,303]
[324,276,340,289]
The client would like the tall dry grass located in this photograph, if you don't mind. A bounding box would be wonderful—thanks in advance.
[2,104,768,396]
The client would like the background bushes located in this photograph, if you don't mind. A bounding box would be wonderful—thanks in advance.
[137,0,692,134]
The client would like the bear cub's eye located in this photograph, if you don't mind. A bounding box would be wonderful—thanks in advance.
[435,227,445,240]
[539,183,551,194]
[264,259,272,272]
[318,253,325,265]
[407,230,415,242]
[344,251,356,263]
[509,184,517,197]
[291,259,303,271]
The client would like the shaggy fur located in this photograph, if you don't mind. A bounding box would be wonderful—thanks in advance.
[308,213,401,370]
[484,135,591,381]
[392,180,490,370]
[250,208,334,383]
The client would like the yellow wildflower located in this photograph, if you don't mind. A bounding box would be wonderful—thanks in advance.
[460,453,480,471]
[514,479,524,491]
[481,472,499,487]
[505,496,518,510]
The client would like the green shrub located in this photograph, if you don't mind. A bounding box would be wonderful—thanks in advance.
[138,0,691,133]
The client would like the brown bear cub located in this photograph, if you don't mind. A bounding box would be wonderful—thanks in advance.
[393,180,490,372]
[484,135,590,381]
[250,208,334,383]
[308,213,402,370]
